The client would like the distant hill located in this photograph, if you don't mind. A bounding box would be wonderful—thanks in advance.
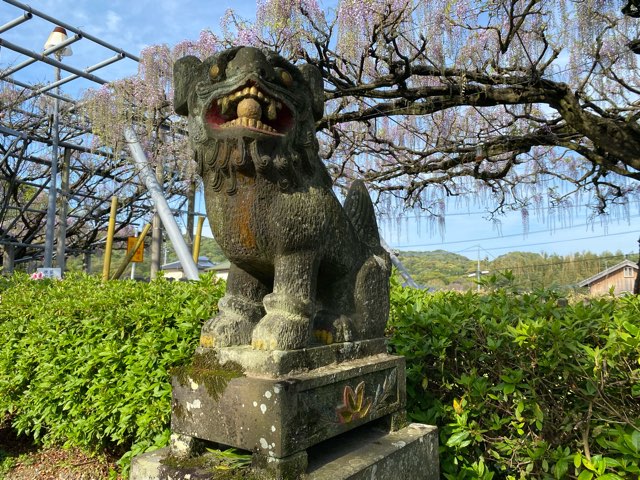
[397,249,636,292]
[396,250,475,290]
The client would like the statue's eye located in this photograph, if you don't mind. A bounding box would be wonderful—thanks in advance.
[279,69,293,87]
[209,64,221,80]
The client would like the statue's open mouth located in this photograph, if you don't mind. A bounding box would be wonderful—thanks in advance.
[205,82,293,136]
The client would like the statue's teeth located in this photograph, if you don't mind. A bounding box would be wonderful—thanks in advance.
[276,101,282,110]
[250,86,258,97]
[267,100,277,120]
[221,97,230,115]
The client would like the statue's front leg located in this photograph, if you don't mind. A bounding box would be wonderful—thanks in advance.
[251,251,318,351]
[200,264,268,348]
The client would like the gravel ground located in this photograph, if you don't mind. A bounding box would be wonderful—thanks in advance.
[0,423,120,480]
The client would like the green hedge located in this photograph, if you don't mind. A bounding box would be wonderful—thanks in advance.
[388,276,640,479]
[0,272,224,471]
[1,273,638,479]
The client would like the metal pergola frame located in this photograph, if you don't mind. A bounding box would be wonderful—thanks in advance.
[0,0,203,276]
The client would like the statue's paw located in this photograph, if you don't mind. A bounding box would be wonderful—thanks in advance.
[199,314,253,348]
[313,329,334,345]
[251,313,310,351]
[313,314,354,345]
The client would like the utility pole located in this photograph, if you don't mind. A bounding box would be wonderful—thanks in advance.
[634,236,640,295]
[477,246,481,291]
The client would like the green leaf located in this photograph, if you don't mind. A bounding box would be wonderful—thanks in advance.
[574,452,582,469]
[446,431,471,447]
[629,430,640,453]
[503,383,515,395]
[577,471,594,480]
[622,321,639,336]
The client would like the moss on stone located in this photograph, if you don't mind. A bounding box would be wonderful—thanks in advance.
[171,350,244,400]
[161,451,263,479]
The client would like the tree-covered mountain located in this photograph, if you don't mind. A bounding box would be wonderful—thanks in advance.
[399,249,637,292]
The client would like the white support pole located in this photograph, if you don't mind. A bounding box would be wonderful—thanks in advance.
[123,126,200,280]
[380,237,419,289]
[43,64,61,267]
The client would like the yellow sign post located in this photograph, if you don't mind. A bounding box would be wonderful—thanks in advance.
[127,236,145,263]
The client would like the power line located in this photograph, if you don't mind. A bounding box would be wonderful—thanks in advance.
[490,252,637,272]
[465,229,640,253]
[388,214,640,248]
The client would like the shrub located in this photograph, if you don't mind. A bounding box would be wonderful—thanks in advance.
[1,272,638,479]
[388,276,640,479]
[0,272,224,471]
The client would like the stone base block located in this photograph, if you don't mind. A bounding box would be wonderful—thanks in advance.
[129,423,439,480]
[307,422,439,479]
[171,350,406,459]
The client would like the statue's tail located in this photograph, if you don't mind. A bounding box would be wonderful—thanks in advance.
[343,180,382,251]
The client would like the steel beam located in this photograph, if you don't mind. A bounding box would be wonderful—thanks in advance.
[124,126,199,280]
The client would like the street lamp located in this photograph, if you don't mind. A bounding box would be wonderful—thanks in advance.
[42,27,72,269]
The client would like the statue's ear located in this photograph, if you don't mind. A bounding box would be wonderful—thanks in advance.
[173,55,204,116]
[299,64,324,121]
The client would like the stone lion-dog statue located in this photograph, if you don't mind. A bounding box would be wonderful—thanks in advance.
[174,47,390,351]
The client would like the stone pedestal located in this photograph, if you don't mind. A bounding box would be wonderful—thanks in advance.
[130,340,439,479]
[131,422,439,480]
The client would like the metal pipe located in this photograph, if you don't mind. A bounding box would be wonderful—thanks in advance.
[111,223,151,280]
[102,196,118,281]
[0,38,108,85]
[28,53,125,98]
[0,124,117,158]
[193,216,205,263]
[0,75,74,104]
[123,126,199,280]
[380,237,420,289]
[1,34,80,79]
[2,0,140,61]
[43,64,61,268]
[0,11,32,34]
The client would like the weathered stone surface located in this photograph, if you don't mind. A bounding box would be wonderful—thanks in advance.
[129,423,439,480]
[207,338,387,377]
[173,46,391,352]
[307,423,440,480]
[171,353,406,459]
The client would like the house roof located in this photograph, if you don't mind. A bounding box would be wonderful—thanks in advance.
[578,259,639,287]
[205,260,231,272]
[161,256,216,271]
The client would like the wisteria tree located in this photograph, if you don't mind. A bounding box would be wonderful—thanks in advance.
[81,0,640,232]
[216,0,640,225]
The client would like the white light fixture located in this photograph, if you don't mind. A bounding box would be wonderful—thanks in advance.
[44,26,73,57]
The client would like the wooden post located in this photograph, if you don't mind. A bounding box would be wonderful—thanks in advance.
[186,179,196,252]
[102,196,118,281]
[56,148,71,272]
[192,216,205,264]
[84,251,92,274]
[150,161,163,279]
[111,223,152,280]
[4,245,15,275]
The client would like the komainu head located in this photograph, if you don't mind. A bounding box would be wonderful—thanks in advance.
[174,47,328,194]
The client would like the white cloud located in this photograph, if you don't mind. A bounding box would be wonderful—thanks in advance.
[105,11,122,33]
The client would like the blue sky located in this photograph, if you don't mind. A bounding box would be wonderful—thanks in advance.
[2,0,639,259]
